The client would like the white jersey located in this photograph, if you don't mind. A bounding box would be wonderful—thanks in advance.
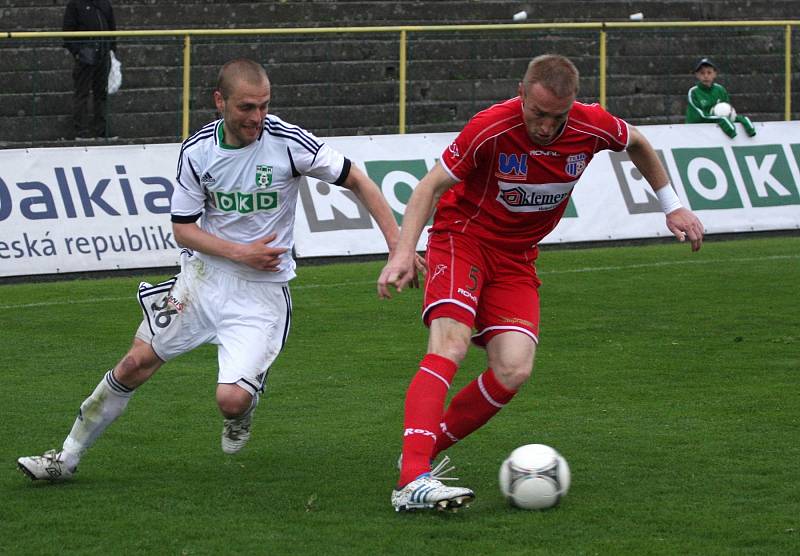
[172,115,348,282]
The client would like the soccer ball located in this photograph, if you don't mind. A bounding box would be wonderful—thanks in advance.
[499,444,570,510]
[711,102,737,121]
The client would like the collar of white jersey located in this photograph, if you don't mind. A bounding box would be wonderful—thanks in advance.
[215,119,265,149]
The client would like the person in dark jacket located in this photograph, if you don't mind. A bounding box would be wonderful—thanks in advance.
[63,0,117,139]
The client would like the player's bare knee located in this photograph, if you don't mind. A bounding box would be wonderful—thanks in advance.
[428,325,471,364]
[511,365,533,386]
[494,364,532,390]
[438,339,469,365]
[486,332,536,390]
[218,398,251,418]
[216,386,253,418]
[428,338,469,364]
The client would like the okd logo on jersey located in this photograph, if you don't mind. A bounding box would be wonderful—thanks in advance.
[212,190,278,213]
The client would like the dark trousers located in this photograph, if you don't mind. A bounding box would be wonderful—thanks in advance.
[72,53,110,137]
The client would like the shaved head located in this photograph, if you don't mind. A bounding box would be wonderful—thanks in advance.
[216,58,269,100]
[522,54,579,98]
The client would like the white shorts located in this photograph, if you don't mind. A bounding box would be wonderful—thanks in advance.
[135,251,292,395]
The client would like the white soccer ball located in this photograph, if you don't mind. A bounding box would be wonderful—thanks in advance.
[711,102,737,121]
[499,443,570,510]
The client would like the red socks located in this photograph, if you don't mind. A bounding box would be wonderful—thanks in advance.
[399,360,519,487]
[432,367,517,458]
[398,354,457,487]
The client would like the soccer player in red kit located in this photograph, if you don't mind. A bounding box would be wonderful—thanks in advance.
[378,54,704,512]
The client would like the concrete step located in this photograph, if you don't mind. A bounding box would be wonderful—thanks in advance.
[607,92,786,120]
[1,111,183,142]
[1,75,790,140]
[5,88,184,118]
[1,33,788,94]
[607,53,785,75]
[606,28,783,57]
[5,1,800,31]
[608,74,788,97]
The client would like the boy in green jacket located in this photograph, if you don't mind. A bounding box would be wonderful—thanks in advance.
[686,58,756,138]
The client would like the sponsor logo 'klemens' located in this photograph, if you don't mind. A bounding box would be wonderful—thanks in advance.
[496,181,575,212]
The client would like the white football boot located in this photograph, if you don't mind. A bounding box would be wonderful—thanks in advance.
[17,449,76,481]
[221,393,259,454]
[391,456,475,512]
[221,412,253,454]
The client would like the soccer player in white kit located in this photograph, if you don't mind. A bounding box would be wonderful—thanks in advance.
[17,58,401,481]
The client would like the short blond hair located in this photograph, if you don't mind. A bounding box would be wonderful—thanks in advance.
[216,58,269,99]
[522,54,579,98]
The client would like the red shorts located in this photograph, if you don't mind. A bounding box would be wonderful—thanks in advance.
[422,232,541,347]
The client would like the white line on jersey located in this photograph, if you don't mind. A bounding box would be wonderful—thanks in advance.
[0,253,796,311]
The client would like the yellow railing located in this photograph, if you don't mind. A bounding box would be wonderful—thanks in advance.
[4,20,799,138]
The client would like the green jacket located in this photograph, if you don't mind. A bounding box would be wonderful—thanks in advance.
[686,82,730,123]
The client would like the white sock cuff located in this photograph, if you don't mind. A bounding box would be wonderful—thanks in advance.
[104,370,135,397]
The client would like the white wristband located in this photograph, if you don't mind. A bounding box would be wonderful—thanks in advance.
[656,185,683,214]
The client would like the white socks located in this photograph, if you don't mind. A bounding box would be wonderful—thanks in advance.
[61,370,134,468]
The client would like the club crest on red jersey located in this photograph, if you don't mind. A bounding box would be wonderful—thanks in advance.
[565,153,587,177]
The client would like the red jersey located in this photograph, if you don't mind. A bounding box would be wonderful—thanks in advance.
[434,97,629,258]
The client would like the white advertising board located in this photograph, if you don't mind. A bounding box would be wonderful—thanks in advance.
[299,121,800,256]
[1,121,798,277]
[0,144,181,277]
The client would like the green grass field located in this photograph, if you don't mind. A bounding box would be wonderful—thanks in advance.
[1,236,798,555]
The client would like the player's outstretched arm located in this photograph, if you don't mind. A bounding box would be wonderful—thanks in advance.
[625,126,704,251]
[377,163,457,299]
[340,164,400,253]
